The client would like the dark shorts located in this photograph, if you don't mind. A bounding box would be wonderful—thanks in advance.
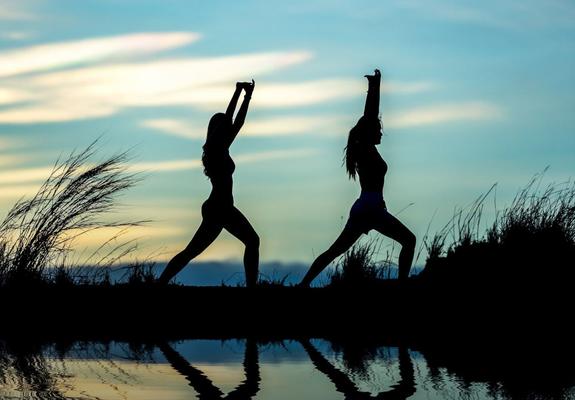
[344,191,394,234]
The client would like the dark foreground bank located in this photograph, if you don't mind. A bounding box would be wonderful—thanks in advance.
[1,278,572,343]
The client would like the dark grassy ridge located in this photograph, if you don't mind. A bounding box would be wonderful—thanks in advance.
[1,280,571,343]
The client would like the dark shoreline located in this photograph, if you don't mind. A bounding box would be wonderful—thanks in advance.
[1,282,571,344]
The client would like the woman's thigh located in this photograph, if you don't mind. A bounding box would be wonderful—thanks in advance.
[222,207,259,245]
[372,209,413,244]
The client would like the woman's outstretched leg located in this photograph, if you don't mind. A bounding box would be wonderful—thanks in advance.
[224,207,260,288]
[299,227,362,287]
[158,220,222,284]
[374,212,416,280]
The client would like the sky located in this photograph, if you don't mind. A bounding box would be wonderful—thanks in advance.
[0,0,574,268]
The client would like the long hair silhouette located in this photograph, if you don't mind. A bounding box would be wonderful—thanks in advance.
[300,69,415,286]
[159,81,260,287]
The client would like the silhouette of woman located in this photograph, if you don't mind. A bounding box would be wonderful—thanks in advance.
[159,81,260,287]
[300,69,415,287]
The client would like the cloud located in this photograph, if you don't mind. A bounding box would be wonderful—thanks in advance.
[0,148,317,197]
[0,48,319,123]
[129,148,318,173]
[142,115,349,140]
[0,31,35,40]
[386,102,503,129]
[0,88,34,105]
[0,165,52,185]
[0,29,434,124]
[0,1,36,21]
[0,32,201,78]
[0,184,40,198]
[67,225,188,247]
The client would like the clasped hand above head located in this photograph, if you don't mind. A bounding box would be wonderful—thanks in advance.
[237,79,255,95]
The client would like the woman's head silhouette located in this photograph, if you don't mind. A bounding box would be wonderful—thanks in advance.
[345,116,382,179]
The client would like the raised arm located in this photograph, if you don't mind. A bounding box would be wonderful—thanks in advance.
[230,79,255,140]
[226,83,243,119]
[363,69,381,119]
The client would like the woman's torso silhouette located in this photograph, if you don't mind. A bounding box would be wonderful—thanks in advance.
[358,145,388,194]
[204,148,236,211]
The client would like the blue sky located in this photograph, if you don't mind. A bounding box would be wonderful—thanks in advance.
[0,0,574,267]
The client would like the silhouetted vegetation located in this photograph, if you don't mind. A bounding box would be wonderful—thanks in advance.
[0,142,142,288]
[328,239,394,287]
[420,172,575,289]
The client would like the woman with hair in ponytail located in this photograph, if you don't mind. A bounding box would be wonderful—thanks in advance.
[159,80,260,287]
[299,69,415,287]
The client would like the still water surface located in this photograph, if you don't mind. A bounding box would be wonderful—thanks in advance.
[1,339,573,399]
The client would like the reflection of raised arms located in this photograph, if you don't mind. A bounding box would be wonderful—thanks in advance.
[364,69,381,120]
[158,339,260,400]
[226,80,255,144]
[300,339,415,400]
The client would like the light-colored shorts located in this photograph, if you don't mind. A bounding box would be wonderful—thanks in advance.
[345,191,394,234]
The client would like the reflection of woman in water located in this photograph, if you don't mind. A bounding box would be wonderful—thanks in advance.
[159,81,260,287]
[300,339,415,399]
[300,69,415,287]
[159,339,260,399]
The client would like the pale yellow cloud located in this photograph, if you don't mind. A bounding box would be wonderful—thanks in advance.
[0,88,35,104]
[0,165,52,184]
[141,115,349,140]
[0,49,317,123]
[128,148,318,173]
[386,101,503,129]
[0,32,201,78]
[0,183,40,198]
[129,159,203,173]
[67,225,187,248]
[0,153,31,167]
[141,119,205,140]
[0,29,435,124]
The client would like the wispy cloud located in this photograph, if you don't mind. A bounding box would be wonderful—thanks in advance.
[0,88,34,105]
[386,101,503,129]
[0,165,52,185]
[0,45,317,123]
[0,1,36,21]
[129,148,318,173]
[1,31,35,40]
[0,149,317,196]
[0,31,435,124]
[0,32,200,78]
[142,115,349,140]
[0,184,40,198]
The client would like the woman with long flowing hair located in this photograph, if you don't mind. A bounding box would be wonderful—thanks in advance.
[159,81,260,287]
[300,69,415,287]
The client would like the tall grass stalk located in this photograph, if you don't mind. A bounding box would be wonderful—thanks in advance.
[0,142,143,286]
